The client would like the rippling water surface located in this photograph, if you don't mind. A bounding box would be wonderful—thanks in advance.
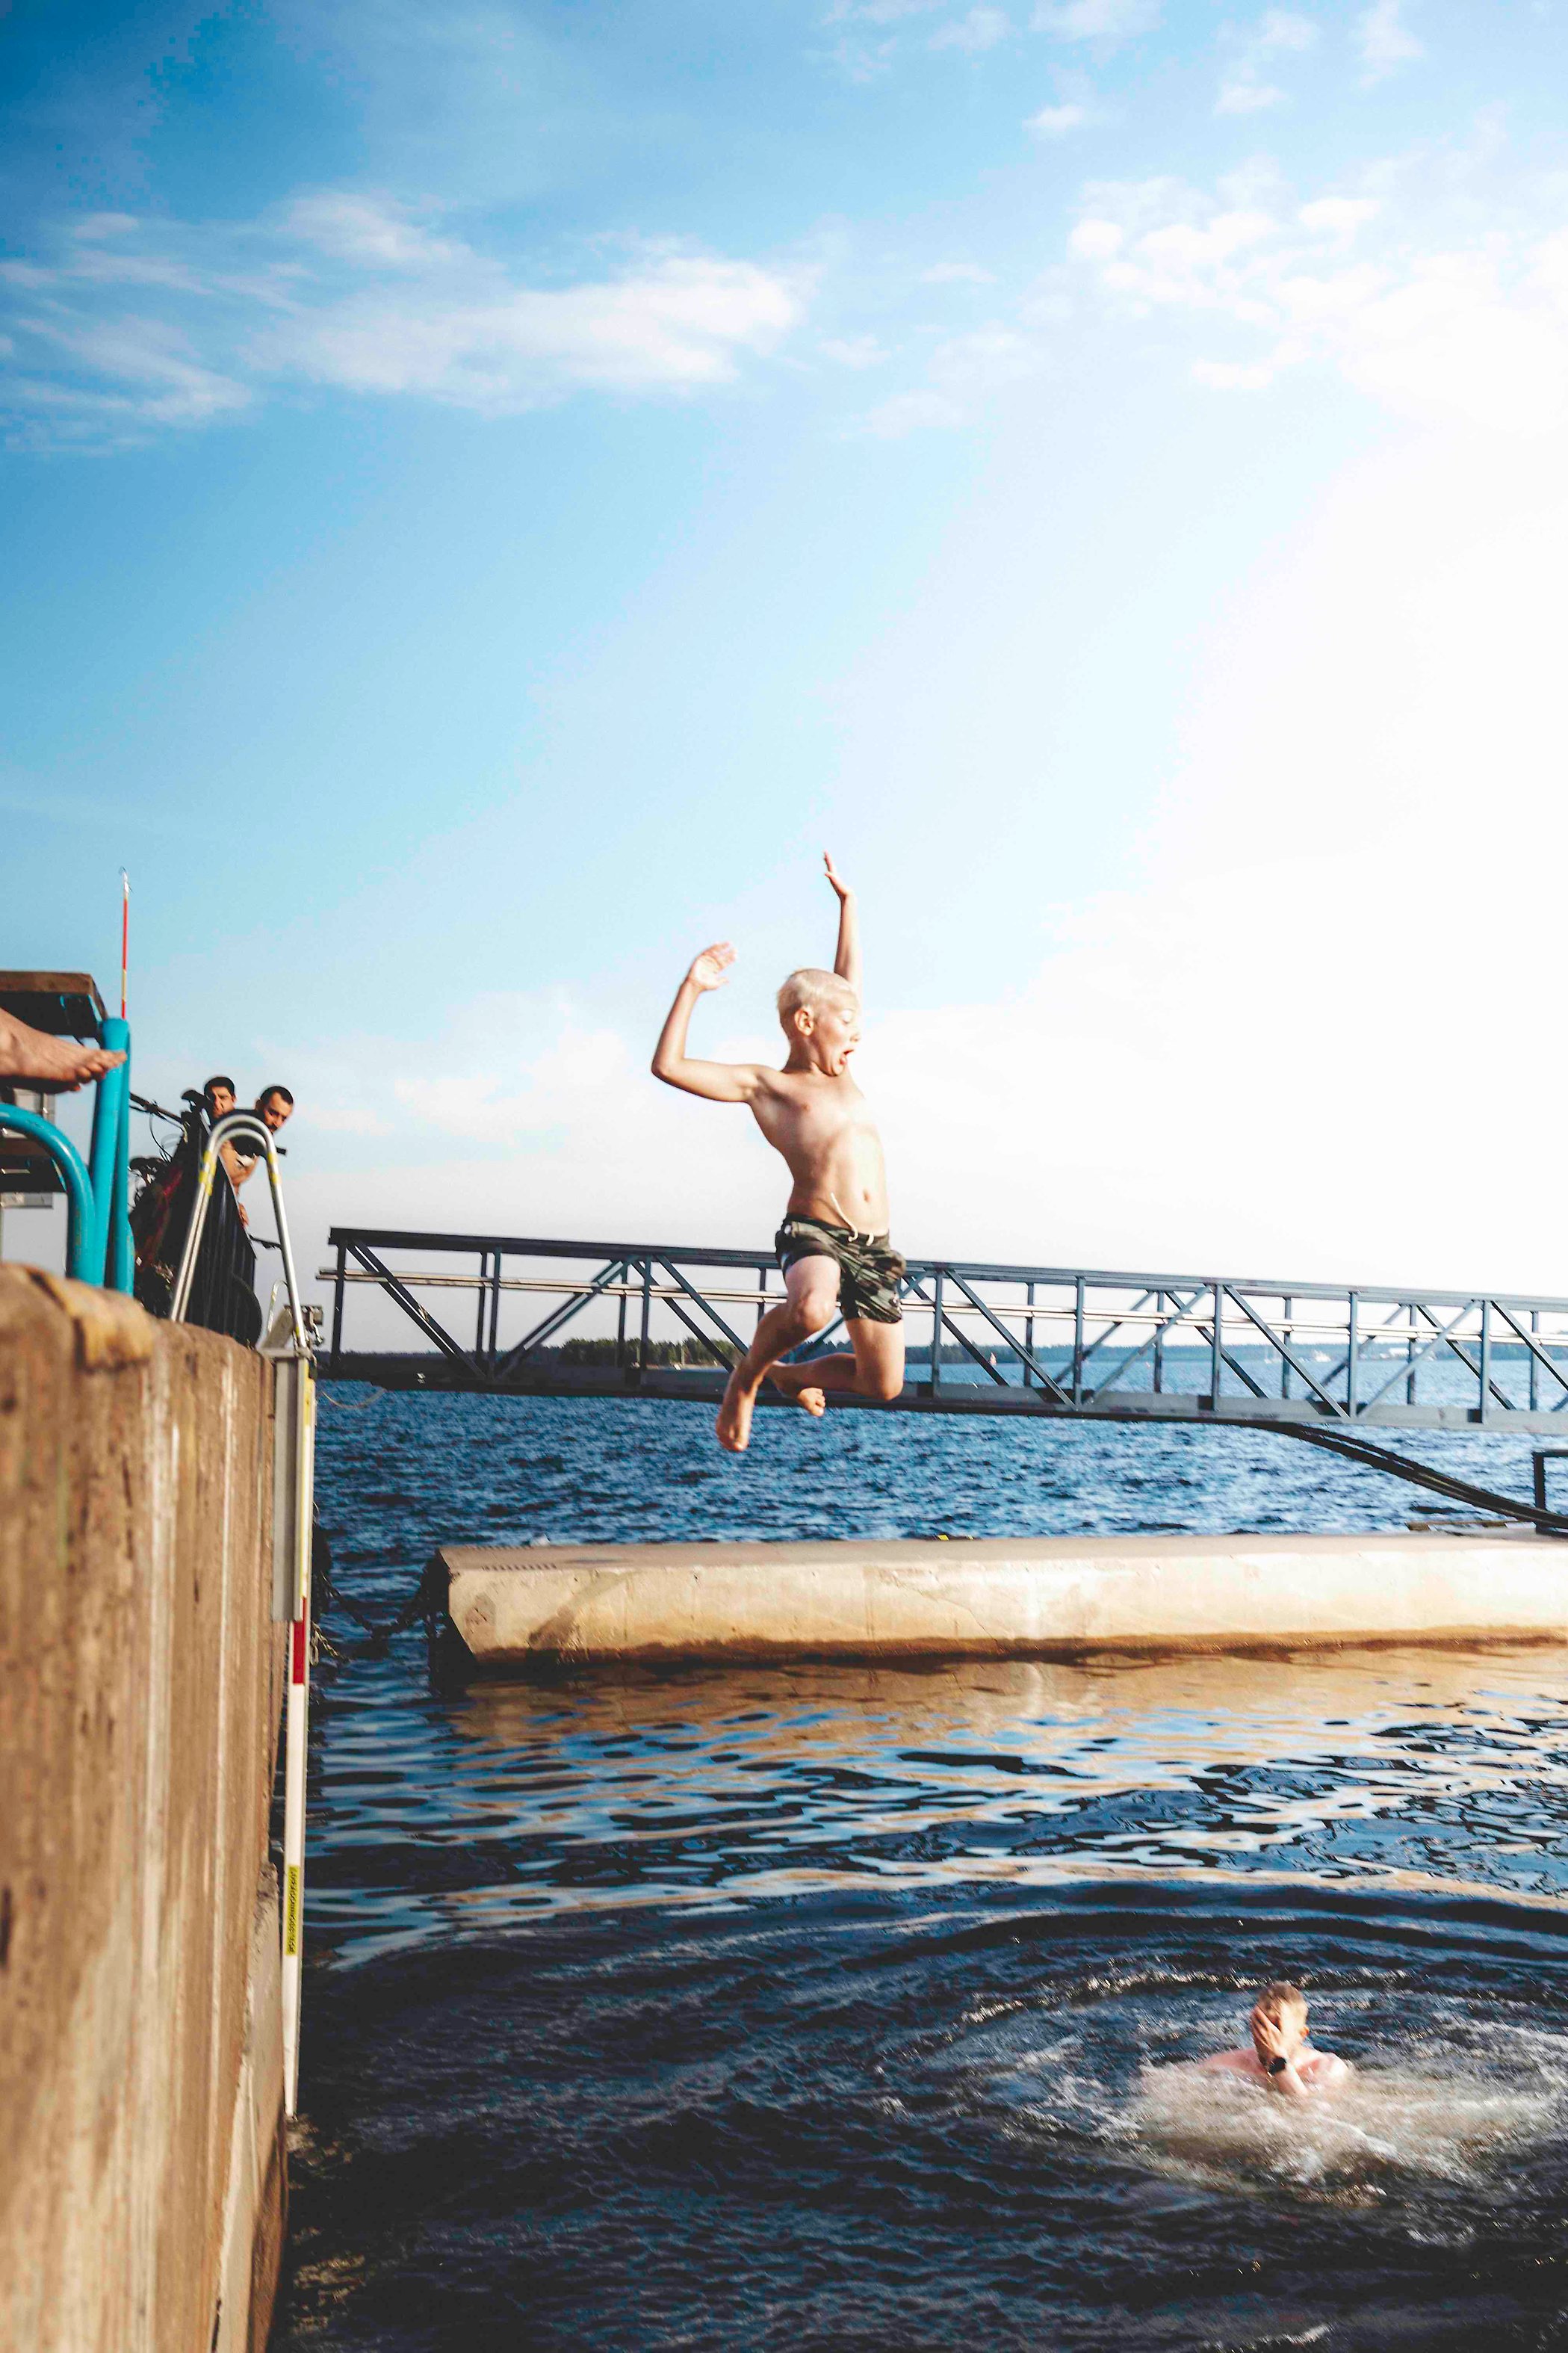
[276,1392,1568,2352]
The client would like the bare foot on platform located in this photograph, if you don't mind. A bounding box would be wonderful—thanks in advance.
[769,1363,827,1417]
[0,1013,126,1092]
[717,1369,757,1453]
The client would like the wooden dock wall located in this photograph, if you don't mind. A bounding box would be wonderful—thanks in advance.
[0,1268,288,2353]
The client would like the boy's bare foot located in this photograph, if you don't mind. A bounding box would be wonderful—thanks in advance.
[769,1361,827,1417]
[717,1368,758,1452]
[0,1013,127,1092]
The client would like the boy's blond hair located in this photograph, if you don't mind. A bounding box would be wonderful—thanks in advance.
[776,967,857,1032]
[1257,1980,1307,2020]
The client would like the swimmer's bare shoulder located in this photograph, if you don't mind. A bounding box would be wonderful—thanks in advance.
[1195,2044,1348,2085]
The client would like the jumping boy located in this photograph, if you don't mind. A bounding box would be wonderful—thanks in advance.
[1197,1981,1349,2098]
[651,853,905,1453]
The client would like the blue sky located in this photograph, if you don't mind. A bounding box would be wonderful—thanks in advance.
[7,0,1568,1293]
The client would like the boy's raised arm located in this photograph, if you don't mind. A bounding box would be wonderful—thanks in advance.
[824,853,861,998]
[651,944,765,1103]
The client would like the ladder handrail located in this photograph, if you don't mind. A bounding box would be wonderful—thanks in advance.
[0,1107,99,1281]
[170,1111,312,1357]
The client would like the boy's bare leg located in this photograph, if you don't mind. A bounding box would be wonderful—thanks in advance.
[717,1260,839,1453]
[770,1317,905,1408]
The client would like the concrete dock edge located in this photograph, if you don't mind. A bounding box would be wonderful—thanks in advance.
[438,1531,1568,1663]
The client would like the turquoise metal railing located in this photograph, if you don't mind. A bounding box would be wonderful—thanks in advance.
[87,1016,132,1290]
[0,1018,134,1288]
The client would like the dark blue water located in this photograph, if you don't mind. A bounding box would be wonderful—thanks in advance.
[275,1393,1568,2352]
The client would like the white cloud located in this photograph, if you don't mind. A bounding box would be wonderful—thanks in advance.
[280,191,465,270]
[1190,356,1275,388]
[1027,100,1093,135]
[863,386,966,433]
[1032,0,1158,44]
[861,321,1046,431]
[1215,75,1284,115]
[261,251,802,407]
[821,333,888,366]
[1215,8,1317,117]
[1067,167,1568,433]
[1357,0,1422,84]
[815,0,945,77]
[0,198,808,445]
[1069,217,1125,259]
[1298,197,1380,238]
[931,4,1011,49]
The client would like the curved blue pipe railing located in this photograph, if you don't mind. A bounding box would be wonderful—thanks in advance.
[0,1108,99,1282]
[1,1018,134,1290]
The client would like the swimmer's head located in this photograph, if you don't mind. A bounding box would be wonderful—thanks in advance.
[1253,1980,1310,2059]
[777,968,860,1069]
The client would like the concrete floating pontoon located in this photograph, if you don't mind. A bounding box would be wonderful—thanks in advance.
[437,1530,1568,1666]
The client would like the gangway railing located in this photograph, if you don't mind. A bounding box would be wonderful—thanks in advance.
[313,1227,1568,1529]
[175,1113,316,2117]
[320,1227,1568,1431]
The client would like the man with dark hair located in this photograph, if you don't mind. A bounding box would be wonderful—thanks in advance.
[203,1075,237,1121]
[223,1086,294,1222]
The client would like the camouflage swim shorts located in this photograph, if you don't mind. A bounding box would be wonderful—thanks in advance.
[775,1216,906,1326]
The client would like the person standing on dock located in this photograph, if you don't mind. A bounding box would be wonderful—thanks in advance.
[652,853,905,1452]
[221,1084,294,1226]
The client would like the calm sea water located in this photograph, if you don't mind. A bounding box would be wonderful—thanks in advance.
[275,1392,1568,2352]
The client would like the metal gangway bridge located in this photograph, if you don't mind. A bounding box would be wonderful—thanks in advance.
[319,1225,1568,1530]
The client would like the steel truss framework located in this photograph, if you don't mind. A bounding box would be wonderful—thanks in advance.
[320,1227,1568,1531]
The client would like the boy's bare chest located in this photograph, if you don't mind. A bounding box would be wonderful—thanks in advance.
[761,1076,876,1146]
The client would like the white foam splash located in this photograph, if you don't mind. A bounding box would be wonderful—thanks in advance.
[1123,2052,1557,2196]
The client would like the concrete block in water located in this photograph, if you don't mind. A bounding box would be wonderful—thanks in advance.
[438,1531,1568,1663]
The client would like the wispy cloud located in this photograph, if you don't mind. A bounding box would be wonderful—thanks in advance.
[0,197,809,446]
[861,323,1045,433]
[930,4,1011,51]
[1027,100,1092,134]
[1357,0,1423,84]
[1066,166,1568,431]
[1215,7,1317,117]
[1025,62,1103,135]
[1032,0,1159,47]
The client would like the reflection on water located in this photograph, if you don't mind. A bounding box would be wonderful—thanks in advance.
[278,1397,1568,2350]
[312,1646,1568,1961]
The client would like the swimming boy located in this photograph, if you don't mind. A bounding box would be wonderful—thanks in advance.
[1197,1981,1348,2098]
[651,853,905,1453]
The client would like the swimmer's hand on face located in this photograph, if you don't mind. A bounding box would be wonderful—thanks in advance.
[1195,1994,1348,2097]
[1250,2005,1311,2098]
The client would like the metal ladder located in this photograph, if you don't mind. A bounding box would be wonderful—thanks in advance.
[173,1112,317,2117]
